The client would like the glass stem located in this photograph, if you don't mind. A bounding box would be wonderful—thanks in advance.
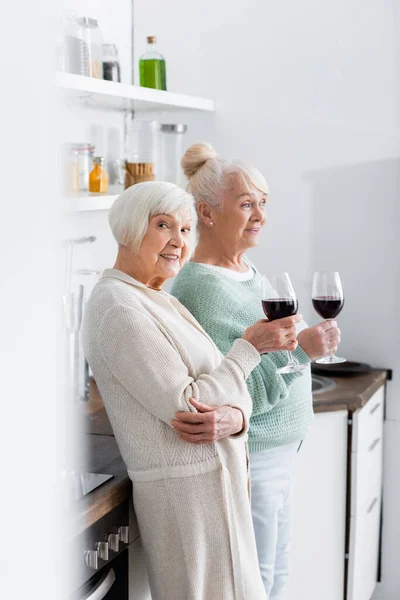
[286,351,297,367]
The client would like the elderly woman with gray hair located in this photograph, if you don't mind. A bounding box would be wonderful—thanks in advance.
[82,181,301,600]
[171,143,342,600]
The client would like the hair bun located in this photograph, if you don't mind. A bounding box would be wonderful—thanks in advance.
[181,142,219,179]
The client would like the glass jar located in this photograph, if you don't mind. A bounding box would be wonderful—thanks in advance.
[102,44,121,82]
[127,120,159,165]
[139,36,167,90]
[125,120,159,189]
[89,157,108,193]
[75,16,103,78]
[69,143,94,191]
[160,124,187,186]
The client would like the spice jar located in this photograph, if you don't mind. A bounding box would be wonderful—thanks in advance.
[89,157,108,193]
[102,44,121,82]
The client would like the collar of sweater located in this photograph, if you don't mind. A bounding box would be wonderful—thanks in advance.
[102,268,170,295]
[182,261,261,288]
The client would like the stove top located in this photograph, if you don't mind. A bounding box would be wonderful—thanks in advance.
[61,471,114,502]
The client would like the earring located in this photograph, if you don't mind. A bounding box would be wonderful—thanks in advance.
[209,221,214,226]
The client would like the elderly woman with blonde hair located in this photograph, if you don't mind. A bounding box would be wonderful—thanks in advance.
[172,144,342,600]
[82,181,301,600]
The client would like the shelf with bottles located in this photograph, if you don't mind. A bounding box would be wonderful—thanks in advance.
[56,72,215,113]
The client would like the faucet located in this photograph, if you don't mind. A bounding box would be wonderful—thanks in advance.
[63,236,97,403]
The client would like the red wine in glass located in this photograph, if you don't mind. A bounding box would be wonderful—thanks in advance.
[262,298,299,321]
[261,274,306,374]
[312,271,346,364]
[312,296,344,320]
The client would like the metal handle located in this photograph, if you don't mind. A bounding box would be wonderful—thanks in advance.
[84,549,98,570]
[367,497,379,514]
[84,568,116,600]
[96,541,109,561]
[370,402,381,415]
[118,525,129,544]
[368,437,381,452]
[108,533,120,553]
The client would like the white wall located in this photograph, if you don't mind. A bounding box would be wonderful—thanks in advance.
[64,1,400,596]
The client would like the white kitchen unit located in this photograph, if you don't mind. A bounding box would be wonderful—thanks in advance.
[348,387,384,600]
[281,410,348,600]
[282,383,385,600]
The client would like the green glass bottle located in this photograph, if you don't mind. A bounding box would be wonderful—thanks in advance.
[139,36,167,91]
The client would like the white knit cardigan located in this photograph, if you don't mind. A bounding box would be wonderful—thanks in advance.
[82,269,267,600]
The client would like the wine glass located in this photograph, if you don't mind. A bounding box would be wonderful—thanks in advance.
[312,271,346,364]
[261,273,307,374]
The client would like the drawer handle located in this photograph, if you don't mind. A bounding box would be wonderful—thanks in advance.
[368,437,381,452]
[369,403,381,415]
[367,497,379,514]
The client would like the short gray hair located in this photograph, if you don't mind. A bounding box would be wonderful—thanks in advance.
[108,181,197,251]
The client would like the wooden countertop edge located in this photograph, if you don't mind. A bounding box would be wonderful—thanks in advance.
[313,370,388,414]
[313,401,349,413]
[73,474,130,536]
[346,371,388,411]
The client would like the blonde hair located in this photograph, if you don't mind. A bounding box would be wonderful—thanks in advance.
[109,181,197,252]
[181,142,269,212]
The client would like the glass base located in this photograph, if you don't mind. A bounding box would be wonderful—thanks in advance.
[316,354,346,365]
[277,363,308,374]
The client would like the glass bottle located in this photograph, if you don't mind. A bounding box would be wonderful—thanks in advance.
[102,44,121,82]
[89,157,108,193]
[139,36,167,91]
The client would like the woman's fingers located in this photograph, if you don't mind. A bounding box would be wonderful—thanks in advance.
[172,419,209,434]
[189,397,215,412]
[279,314,303,328]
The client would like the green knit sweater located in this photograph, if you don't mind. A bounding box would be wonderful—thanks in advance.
[171,262,314,452]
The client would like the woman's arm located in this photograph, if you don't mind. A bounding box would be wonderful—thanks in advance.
[172,276,310,418]
[96,303,260,430]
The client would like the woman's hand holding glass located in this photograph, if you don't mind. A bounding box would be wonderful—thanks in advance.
[297,321,341,361]
[242,314,302,355]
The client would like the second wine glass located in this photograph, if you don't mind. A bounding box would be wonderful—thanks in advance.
[261,273,306,374]
[312,271,346,364]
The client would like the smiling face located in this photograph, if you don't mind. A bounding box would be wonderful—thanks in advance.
[213,179,267,254]
[137,208,193,289]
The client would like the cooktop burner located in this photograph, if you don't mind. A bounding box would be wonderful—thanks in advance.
[61,471,114,502]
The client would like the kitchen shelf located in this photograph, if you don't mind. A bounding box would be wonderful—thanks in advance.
[57,72,215,113]
[67,190,121,212]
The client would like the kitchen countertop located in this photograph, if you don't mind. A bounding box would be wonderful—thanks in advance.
[76,369,388,532]
[311,369,388,413]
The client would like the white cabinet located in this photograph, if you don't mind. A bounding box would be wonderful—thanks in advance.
[281,410,348,600]
[282,385,385,600]
[348,386,384,600]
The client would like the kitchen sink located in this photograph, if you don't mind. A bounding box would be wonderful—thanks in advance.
[312,375,336,395]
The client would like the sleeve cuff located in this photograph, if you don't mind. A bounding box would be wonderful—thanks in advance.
[228,407,249,439]
[227,338,261,379]
[293,344,312,365]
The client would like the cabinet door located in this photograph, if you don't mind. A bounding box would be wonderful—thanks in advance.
[347,493,381,600]
[351,388,384,516]
[281,410,348,600]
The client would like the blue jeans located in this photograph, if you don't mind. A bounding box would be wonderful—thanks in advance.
[250,441,301,600]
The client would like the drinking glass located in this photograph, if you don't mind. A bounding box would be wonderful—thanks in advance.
[261,273,306,374]
[312,271,346,364]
